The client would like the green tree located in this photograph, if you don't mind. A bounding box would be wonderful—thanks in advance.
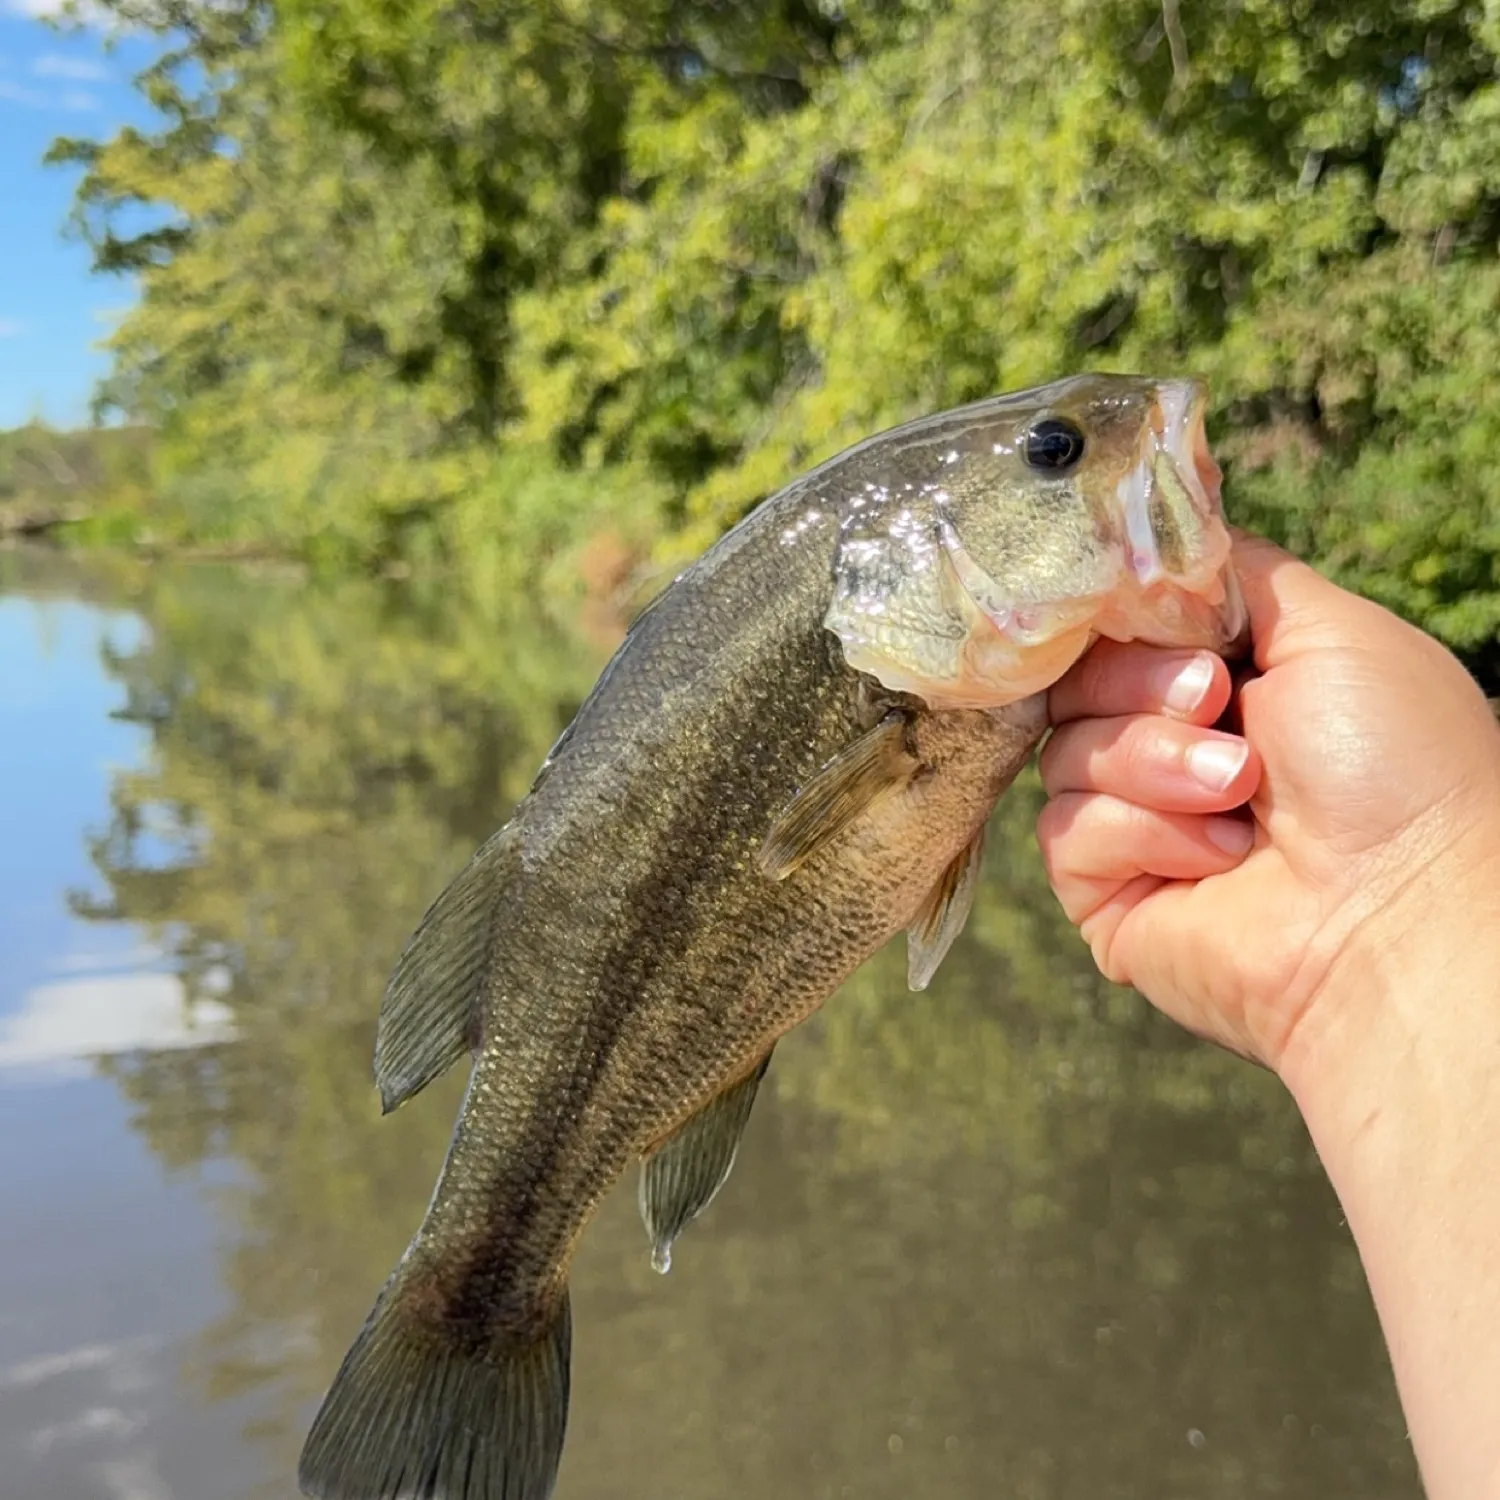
[49,0,1500,675]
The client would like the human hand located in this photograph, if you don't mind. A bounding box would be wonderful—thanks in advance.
[1036,532,1500,1076]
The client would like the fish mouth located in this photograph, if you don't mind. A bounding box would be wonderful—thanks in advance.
[1113,379,1249,656]
[936,380,1249,664]
[1162,381,1224,516]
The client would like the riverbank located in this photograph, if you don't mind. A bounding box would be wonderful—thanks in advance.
[8,413,1500,702]
[0,423,153,543]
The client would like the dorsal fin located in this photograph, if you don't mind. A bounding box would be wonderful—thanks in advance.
[373,827,516,1113]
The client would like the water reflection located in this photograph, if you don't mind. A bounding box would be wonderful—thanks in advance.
[1,547,1417,1498]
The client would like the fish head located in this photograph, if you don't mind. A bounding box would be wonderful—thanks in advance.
[825,373,1247,709]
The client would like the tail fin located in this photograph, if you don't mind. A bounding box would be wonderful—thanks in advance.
[298,1277,571,1500]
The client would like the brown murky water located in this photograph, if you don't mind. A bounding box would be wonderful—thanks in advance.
[0,547,1418,1499]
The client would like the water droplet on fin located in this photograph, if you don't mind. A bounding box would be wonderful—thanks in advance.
[651,1242,672,1275]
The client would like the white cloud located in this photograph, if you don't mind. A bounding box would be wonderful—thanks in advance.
[0,972,237,1075]
[32,53,107,81]
[0,75,100,110]
[97,1454,176,1500]
[1,1343,123,1391]
[5,0,119,29]
[28,1406,145,1456]
[1,1340,174,1499]
[50,943,165,975]
[0,77,47,106]
[0,318,25,339]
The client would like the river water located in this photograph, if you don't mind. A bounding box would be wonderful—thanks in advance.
[0,546,1417,1499]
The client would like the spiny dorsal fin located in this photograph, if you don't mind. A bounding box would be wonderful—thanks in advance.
[757,714,918,880]
[374,827,516,1114]
[906,822,986,991]
[639,1052,772,1274]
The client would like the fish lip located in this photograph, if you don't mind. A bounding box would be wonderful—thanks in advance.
[1117,378,1247,653]
[1119,437,1160,586]
[1120,378,1221,581]
[1156,378,1223,520]
[1163,384,1249,653]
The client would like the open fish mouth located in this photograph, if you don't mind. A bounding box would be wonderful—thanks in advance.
[1122,380,1217,583]
[1097,378,1248,655]
[827,373,1250,712]
[935,379,1247,664]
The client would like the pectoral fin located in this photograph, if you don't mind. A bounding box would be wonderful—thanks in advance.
[757,715,919,880]
[373,827,515,1114]
[639,1053,772,1273]
[906,823,986,991]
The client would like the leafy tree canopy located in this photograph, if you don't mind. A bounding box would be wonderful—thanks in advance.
[43,0,1500,672]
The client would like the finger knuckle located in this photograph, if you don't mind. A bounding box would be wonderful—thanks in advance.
[1117,718,1170,785]
[1081,918,1130,986]
[1077,645,1118,708]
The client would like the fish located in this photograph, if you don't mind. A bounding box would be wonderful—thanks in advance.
[297,373,1247,1500]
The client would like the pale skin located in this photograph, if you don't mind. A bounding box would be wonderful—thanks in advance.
[1037,532,1500,1500]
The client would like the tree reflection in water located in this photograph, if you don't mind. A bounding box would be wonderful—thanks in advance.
[14,551,1413,1500]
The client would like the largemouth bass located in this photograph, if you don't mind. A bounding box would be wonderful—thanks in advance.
[299,374,1246,1500]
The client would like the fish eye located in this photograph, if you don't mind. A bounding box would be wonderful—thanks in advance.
[1022,417,1086,472]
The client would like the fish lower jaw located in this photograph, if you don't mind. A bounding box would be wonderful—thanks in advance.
[1091,568,1245,653]
[1111,442,1244,652]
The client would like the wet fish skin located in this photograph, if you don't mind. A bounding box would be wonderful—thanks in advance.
[393,674,1046,1329]
[299,374,1243,1500]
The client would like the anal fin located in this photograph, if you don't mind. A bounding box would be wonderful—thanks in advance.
[906,822,986,991]
[757,714,918,880]
[374,827,514,1114]
[639,1052,772,1273]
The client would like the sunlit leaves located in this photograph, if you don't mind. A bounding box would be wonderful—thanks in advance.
[47,0,1500,673]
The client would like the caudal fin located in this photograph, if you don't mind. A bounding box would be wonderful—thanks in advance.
[298,1278,571,1500]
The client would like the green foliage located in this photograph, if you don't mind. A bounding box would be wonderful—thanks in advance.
[51,0,1500,669]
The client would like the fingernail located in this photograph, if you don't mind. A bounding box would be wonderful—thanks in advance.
[1160,654,1214,716]
[1185,737,1249,792]
[1205,816,1254,855]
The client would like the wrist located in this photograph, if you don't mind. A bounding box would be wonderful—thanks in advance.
[1281,869,1500,1195]
[1281,808,1500,1101]
[1277,887,1500,1500]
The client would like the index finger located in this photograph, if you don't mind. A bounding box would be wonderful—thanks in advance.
[1049,640,1233,727]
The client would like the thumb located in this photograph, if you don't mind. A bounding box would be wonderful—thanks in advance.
[1230,531,1379,675]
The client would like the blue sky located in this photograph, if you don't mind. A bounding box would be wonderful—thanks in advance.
[1,2,161,429]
